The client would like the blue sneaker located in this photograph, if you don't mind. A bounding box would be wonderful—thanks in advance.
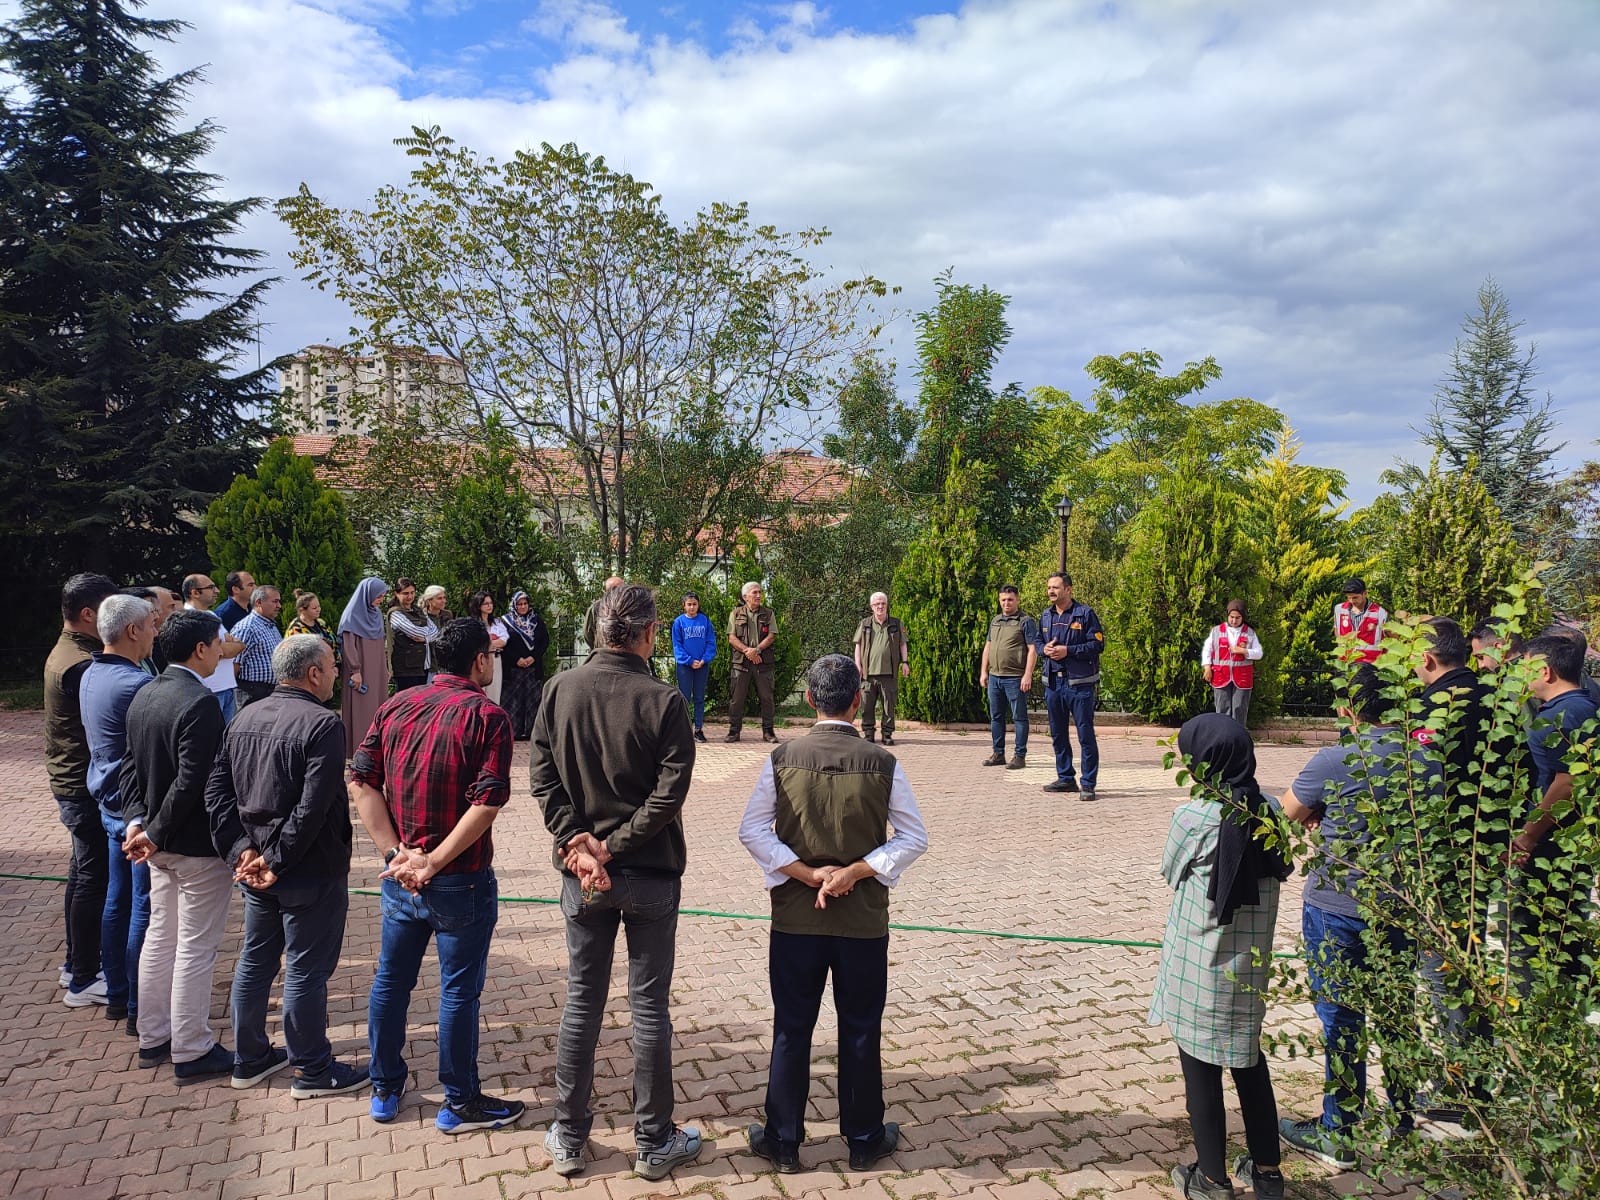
[436,1093,525,1135]
[370,1088,402,1123]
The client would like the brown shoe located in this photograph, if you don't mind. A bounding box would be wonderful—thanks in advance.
[1006,754,1026,770]
[981,752,1006,766]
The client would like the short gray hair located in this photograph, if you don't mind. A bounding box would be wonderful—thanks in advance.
[870,591,888,605]
[807,653,860,716]
[273,634,331,683]
[598,583,658,649]
[250,585,279,608]
[96,594,152,645]
[741,580,762,601]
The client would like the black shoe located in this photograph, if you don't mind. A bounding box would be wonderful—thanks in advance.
[694,729,707,743]
[106,1002,129,1021]
[1170,1162,1235,1198]
[863,732,875,743]
[981,752,1006,766]
[125,1015,139,1038]
[174,1043,233,1085]
[762,731,778,743]
[138,1039,171,1066]
[231,1046,291,1090]
[1232,1155,1284,1200]
[725,733,741,742]
[849,1122,899,1171]
[291,1059,369,1098]
[882,736,894,746]
[1080,789,1097,803]
[746,1124,800,1173]
[1005,753,1026,770]
[1042,778,1079,793]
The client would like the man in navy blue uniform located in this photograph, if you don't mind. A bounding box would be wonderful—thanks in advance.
[1039,573,1105,802]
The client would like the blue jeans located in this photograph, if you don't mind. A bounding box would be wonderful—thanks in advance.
[1303,902,1413,1132]
[215,688,236,723]
[369,869,498,1105]
[675,663,709,729]
[987,675,1027,755]
[99,808,150,1011]
[232,876,349,1076]
[56,795,108,989]
[553,872,680,1151]
[1045,677,1099,788]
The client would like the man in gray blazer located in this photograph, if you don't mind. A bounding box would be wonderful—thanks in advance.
[121,609,234,1084]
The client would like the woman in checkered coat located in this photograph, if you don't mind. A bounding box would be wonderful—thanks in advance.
[1150,714,1292,1200]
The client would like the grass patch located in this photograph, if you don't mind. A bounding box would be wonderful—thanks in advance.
[0,680,44,711]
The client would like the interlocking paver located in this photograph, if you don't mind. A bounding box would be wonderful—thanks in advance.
[0,710,1391,1199]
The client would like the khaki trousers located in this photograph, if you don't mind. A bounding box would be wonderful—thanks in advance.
[861,673,898,737]
[729,666,775,735]
[139,852,233,1062]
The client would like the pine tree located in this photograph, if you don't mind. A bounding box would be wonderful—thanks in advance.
[1376,457,1529,629]
[0,0,268,641]
[1105,468,1258,724]
[894,453,1009,723]
[205,440,362,611]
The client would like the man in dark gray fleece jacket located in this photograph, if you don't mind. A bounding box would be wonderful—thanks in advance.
[531,582,702,1182]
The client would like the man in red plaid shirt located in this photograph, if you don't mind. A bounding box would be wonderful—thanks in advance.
[349,618,524,1134]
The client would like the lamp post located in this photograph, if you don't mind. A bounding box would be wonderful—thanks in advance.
[1055,494,1073,577]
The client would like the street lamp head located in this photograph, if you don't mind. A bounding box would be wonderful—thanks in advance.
[1055,494,1073,522]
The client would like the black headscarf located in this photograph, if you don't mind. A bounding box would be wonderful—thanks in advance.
[1177,713,1292,925]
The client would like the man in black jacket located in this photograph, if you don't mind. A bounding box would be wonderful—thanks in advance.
[121,610,234,1083]
[206,635,368,1098]
[533,583,702,1181]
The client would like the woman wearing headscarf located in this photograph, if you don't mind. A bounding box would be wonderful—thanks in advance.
[500,590,550,740]
[1150,713,1290,1200]
[468,590,509,705]
[286,590,341,710]
[1200,599,1264,726]
[338,576,389,748]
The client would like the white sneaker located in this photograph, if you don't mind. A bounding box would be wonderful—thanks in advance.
[58,966,71,988]
[63,977,110,1008]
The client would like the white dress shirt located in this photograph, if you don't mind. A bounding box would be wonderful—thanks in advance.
[738,720,929,889]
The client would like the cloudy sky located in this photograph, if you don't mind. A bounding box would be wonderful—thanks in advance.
[15,0,1600,500]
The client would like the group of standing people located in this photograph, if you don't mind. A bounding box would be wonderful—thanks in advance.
[1151,614,1598,1200]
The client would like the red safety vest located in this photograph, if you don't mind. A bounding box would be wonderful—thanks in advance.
[1335,602,1385,663]
[1208,623,1255,690]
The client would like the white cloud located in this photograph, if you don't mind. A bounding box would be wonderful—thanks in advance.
[6,0,1596,495]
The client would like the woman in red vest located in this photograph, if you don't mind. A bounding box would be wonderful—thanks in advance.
[1200,599,1263,726]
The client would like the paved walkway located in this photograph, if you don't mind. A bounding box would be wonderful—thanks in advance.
[1,711,1383,1200]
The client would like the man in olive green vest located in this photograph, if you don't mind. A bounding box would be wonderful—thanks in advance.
[853,592,909,746]
[979,584,1041,769]
[737,654,929,1174]
[727,581,778,743]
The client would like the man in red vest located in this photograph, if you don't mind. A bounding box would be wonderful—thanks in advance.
[1334,578,1386,664]
[1200,599,1262,724]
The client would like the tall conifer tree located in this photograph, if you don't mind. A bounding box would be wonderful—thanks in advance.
[0,0,268,640]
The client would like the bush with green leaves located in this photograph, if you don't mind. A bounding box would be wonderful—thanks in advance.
[1171,574,1599,1198]
[205,439,362,611]
[1105,468,1259,723]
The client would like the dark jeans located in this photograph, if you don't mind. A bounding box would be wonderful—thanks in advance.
[236,679,274,708]
[1303,902,1413,1132]
[392,675,427,693]
[553,872,680,1152]
[986,675,1027,755]
[861,674,898,738]
[1044,677,1098,787]
[764,930,890,1150]
[1177,1048,1279,1183]
[369,869,498,1105]
[675,663,709,729]
[56,794,108,989]
[100,808,150,1011]
[232,876,349,1076]
[729,667,775,736]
